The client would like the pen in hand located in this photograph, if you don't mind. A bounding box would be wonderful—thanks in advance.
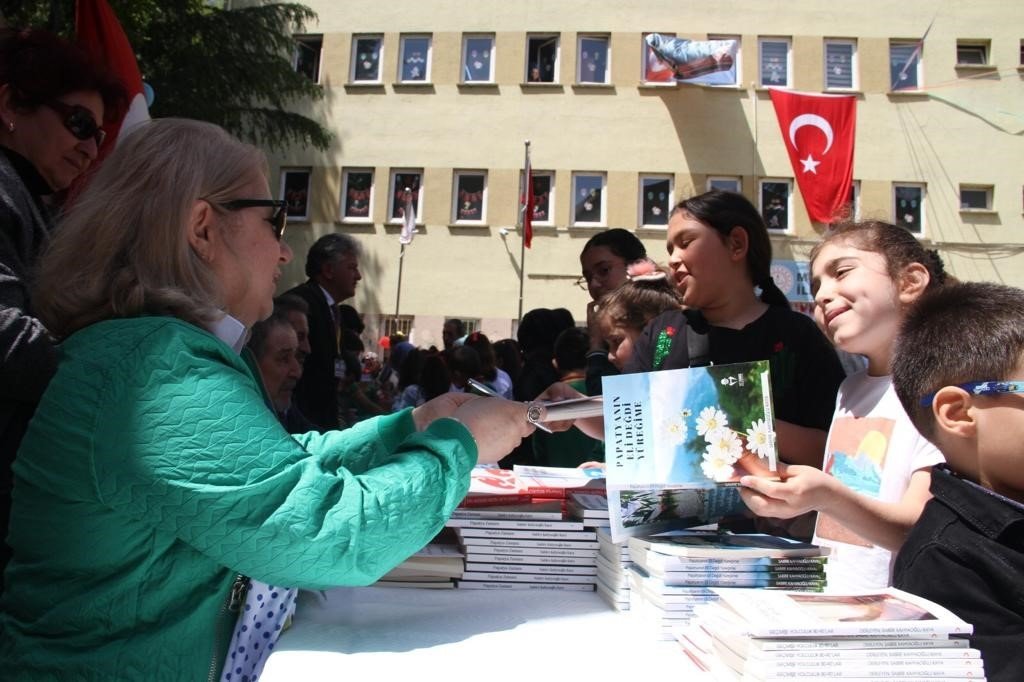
[466,379,553,433]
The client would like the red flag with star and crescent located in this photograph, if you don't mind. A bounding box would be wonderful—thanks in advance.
[769,89,856,223]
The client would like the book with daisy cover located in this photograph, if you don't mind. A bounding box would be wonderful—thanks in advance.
[601,360,777,542]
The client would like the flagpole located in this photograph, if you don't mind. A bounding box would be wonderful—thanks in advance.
[394,187,413,320]
[517,140,530,323]
[394,242,405,320]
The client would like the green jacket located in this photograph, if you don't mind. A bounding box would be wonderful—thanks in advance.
[0,317,476,680]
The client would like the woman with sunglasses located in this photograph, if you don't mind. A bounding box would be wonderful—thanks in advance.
[0,118,541,680]
[0,27,125,585]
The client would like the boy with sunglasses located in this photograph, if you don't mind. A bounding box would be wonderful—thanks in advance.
[891,281,1024,682]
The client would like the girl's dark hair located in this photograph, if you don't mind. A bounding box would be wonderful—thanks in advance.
[397,348,424,390]
[463,331,498,382]
[810,219,947,292]
[492,338,522,385]
[674,190,789,308]
[580,228,646,263]
[419,352,451,400]
[0,27,127,122]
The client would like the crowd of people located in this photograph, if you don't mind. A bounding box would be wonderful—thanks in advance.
[0,26,1021,682]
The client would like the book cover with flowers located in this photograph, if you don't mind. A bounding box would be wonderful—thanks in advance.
[601,360,777,542]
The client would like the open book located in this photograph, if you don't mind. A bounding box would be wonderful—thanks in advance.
[602,361,777,542]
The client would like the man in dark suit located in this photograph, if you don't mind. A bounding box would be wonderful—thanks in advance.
[283,233,362,430]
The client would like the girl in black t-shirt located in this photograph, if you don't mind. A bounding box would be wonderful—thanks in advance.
[632,190,845,468]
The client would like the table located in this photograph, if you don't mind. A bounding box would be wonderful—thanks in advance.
[261,586,708,681]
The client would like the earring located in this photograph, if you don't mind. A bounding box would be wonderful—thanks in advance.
[5,121,12,133]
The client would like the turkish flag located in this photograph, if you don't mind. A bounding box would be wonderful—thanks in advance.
[76,0,150,158]
[521,151,534,248]
[769,89,856,223]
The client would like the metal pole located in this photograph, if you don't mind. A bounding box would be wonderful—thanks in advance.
[394,242,406,320]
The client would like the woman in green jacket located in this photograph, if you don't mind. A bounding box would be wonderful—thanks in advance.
[0,118,536,680]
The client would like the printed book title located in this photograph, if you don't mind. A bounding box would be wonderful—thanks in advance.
[609,396,645,467]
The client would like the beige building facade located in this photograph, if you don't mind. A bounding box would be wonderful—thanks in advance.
[265,0,1024,348]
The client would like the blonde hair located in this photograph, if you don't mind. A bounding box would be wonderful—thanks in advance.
[35,118,268,339]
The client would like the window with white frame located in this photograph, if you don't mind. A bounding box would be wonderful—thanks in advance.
[462,35,495,83]
[577,35,610,84]
[759,37,790,87]
[382,315,414,341]
[759,179,792,231]
[280,169,311,221]
[340,168,373,222]
[639,175,673,227]
[707,176,742,193]
[960,185,993,211]
[452,171,487,223]
[828,180,861,224]
[847,180,861,221]
[526,34,559,83]
[445,317,480,337]
[572,172,606,225]
[399,35,431,82]
[956,40,989,66]
[388,170,422,224]
[890,40,922,91]
[705,34,740,86]
[894,183,925,233]
[293,35,322,82]
[523,171,554,224]
[351,35,383,83]
[824,39,857,90]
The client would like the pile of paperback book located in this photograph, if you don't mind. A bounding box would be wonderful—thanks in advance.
[676,586,983,681]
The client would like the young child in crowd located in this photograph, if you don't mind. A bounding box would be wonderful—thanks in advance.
[578,228,648,394]
[739,219,948,591]
[463,331,515,399]
[532,327,604,468]
[596,258,682,371]
[889,281,1024,682]
[629,190,845,469]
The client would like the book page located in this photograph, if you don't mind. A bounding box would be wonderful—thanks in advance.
[601,361,778,541]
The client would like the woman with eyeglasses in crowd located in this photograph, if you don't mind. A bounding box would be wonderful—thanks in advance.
[0,27,125,585]
[0,117,543,680]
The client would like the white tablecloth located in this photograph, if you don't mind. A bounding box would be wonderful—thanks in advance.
[261,586,706,681]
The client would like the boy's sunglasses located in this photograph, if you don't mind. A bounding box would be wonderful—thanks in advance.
[43,100,106,146]
[215,199,289,240]
[919,380,1024,407]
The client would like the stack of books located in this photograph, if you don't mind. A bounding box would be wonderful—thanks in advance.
[445,466,605,591]
[594,525,632,610]
[677,587,983,681]
[376,540,465,589]
[625,531,830,640]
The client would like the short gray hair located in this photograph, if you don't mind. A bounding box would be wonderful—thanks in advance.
[304,233,361,279]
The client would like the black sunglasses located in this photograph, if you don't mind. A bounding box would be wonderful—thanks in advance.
[215,199,289,240]
[43,100,106,146]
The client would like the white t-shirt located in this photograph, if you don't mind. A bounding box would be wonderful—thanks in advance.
[486,368,515,400]
[813,372,945,593]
